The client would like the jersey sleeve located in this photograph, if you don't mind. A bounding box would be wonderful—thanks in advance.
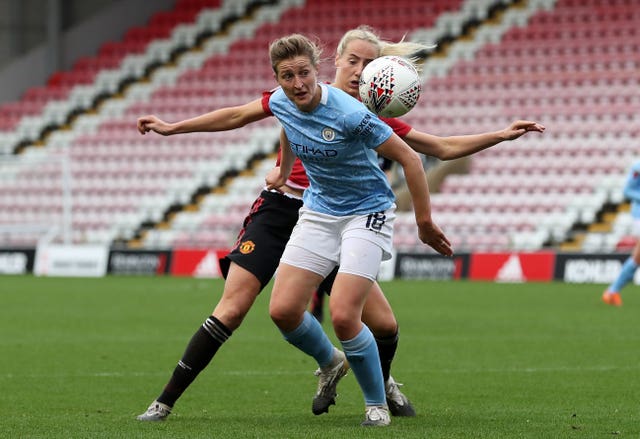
[380,116,413,138]
[347,110,393,149]
[261,90,275,116]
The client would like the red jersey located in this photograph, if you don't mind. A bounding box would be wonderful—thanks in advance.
[261,90,413,190]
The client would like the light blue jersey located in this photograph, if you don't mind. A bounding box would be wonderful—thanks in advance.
[623,160,640,219]
[268,83,394,216]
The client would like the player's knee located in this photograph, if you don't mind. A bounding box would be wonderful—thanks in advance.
[216,306,248,331]
[269,302,298,331]
[329,308,357,338]
[362,312,397,337]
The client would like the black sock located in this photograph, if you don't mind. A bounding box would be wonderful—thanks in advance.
[157,316,232,407]
[375,331,399,383]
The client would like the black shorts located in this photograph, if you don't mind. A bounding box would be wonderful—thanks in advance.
[219,190,303,289]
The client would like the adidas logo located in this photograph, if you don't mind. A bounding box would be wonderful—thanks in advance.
[194,251,219,278]
[496,254,524,283]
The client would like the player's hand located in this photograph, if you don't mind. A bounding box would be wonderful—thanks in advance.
[265,167,286,191]
[502,120,545,140]
[137,115,172,135]
[417,219,453,256]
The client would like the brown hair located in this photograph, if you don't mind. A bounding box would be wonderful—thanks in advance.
[269,34,323,74]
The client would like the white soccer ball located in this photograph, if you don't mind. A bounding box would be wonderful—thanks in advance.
[359,55,422,118]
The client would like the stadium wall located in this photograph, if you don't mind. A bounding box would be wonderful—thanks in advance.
[2,246,637,285]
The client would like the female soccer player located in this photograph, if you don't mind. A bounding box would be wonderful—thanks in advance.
[602,159,640,306]
[135,27,544,424]
[262,33,451,426]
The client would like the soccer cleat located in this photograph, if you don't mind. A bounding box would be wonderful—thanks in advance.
[602,290,622,307]
[312,348,349,415]
[385,376,416,417]
[361,405,391,426]
[136,400,172,421]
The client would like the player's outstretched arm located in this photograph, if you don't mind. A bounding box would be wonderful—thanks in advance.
[137,98,267,136]
[377,133,452,256]
[403,119,545,160]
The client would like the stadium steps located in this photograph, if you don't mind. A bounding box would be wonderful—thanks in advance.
[0,0,294,246]
[395,0,639,253]
[0,0,580,250]
[2,0,636,253]
[133,0,561,251]
[125,0,485,250]
[560,202,634,253]
[1,0,253,155]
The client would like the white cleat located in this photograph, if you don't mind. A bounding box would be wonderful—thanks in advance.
[361,405,391,426]
[136,400,172,421]
[311,348,349,415]
[385,376,416,417]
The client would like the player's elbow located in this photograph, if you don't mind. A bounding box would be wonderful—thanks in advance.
[434,150,457,161]
[400,150,424,170]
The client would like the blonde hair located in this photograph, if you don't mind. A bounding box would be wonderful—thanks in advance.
[268,34,323,74]
[335,25,435,73]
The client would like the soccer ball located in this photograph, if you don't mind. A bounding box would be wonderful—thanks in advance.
[359,55,422,118]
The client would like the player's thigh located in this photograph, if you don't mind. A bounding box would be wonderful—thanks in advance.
[338,235,384,281]
[330,238,380,333]
[224,192,301,288]
[274,208,341,316]
[361,282,397,336]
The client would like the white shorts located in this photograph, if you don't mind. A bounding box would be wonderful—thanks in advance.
[632,219,640,236]
[280,205,396,281]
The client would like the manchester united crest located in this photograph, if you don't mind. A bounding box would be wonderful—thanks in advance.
[239,240,256,254]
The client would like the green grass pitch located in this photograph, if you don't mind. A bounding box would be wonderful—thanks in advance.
[1,275,639,438]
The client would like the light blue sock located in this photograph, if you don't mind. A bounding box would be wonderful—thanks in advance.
[280,311,335,367]
[340,324,385,406]
[609,257,638,293]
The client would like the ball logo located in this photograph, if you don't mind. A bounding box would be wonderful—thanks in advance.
[365,65,394,114]
[239,240,256,254]
[322,127,335,141]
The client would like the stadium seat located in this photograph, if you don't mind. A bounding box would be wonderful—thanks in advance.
[1,0,637,253]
